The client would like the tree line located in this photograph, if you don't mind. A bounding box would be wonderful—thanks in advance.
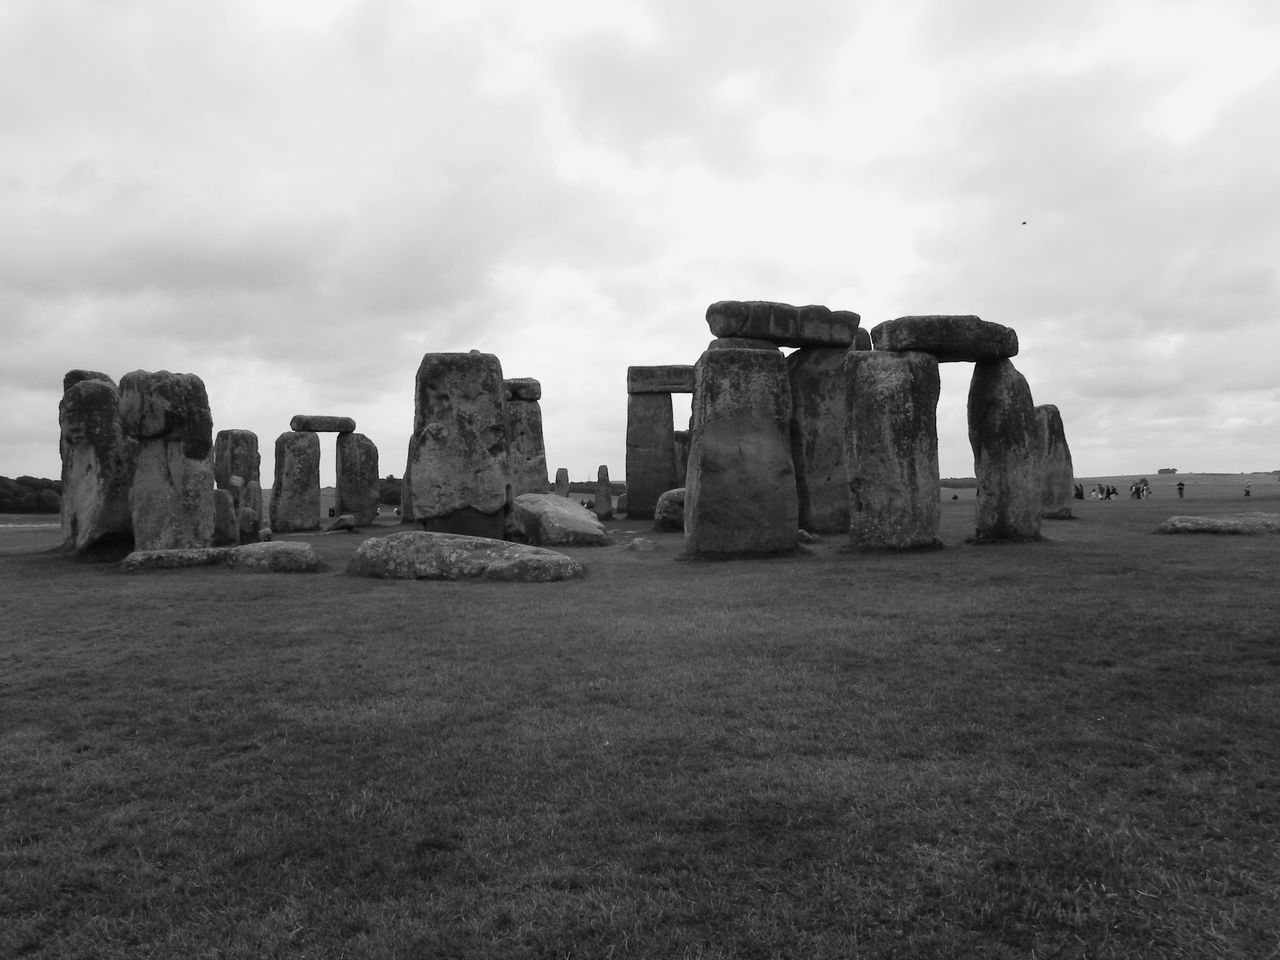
[0,476,62,513]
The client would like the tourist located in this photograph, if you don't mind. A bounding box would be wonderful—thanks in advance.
[1176,481,1185,499]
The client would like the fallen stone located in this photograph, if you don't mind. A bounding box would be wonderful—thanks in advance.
[1156,514,1280,535]
[507,493,609,546]
[347,531,584,581]
[228,541,321,572]
[325,513,359,532]
[870,315,1018,362]
[627,365,696,394]
[653,487,686,532]
[706,301,861,348]
[290,415,356,433]
[121,547,232,572]
[627,538,657,552]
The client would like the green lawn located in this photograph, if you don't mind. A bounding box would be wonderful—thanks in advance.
[1,489,1277,958]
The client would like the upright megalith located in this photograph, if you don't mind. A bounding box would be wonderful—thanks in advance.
[405,351,511,539]
[214,429,262,542]
[787,348,851,534]
[843,351,942,549]
[706,301,860,348]
[968,359,1043,541]
[684,346,797,557]
[1037,404,1075,520]
[118,370,215,551]
[270,431,322,532]
[594,465,614,520]
[58,373,135,556]
[625,365,693,520]
[336,432,380,525]
[554,468,570,497]
[504,378,549,497]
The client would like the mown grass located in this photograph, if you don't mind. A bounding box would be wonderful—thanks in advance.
[1,490,1278,958]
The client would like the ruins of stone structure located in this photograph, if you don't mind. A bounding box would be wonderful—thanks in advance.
[625,364,694,519]
[403,352,511,539]
[554,467,570,497]
[594,465,614,520]
[787,348,853,534]
[214,428,263,543]
[336,431,380,525]
[504,378,549,497]
[58,372,135,555]
[270,430,321,532]
[844,350,942,548]
[968,358,1043,541]
[117,370,216,551]
[1037,404,1075,520]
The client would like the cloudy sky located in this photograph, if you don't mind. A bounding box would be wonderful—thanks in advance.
[3,0,1278,487]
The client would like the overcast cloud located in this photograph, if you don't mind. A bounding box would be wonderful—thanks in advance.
[3,0,1278,486]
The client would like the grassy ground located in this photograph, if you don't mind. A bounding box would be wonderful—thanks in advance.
[1,489,1278,958]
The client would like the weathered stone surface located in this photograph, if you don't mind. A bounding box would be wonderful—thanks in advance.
[844,351,942,549]
[706,301,861,349]
[625,392,676,519]
[347,531,585,581]
[853,328,872,351]
[270,431,321,532]
[63,370,115,393]
[212,488,239,546]
[405,352,510,537]
[706,337,779,351]
[788,348,851,534]
[673,430,691,484]
[118,371,215,551]
[870,315,1019,362]
[594,466,614,520]
[325,513,359,532]
[503,377,542,402]
[241,481,264,542]
[507,493,609,546]
[213,429,260,490]
[507,395,549,497]
[653,487,686,532]
[1156,513,1280,535]
[59,376,135,556]
[290,415,356,433]
[554,468,570,497]
[1037,404,1075,520]
[228,541,321,572]
[627,365,696,394]
[969,359,1043,541]
[684,347,798,556]
[336,432,379,525]
[121,547,232,572]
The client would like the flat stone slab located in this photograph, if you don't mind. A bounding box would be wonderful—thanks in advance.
[869,315,1018,362]
[347,531,585,581]
[627,365,696,394]
[1156,513,1280,535]
[290,415,356,433]
[507,493,610,546]
[227,541,321,572]
[503,378,542,402]
[706,301,860,348]
[121,547,231,571]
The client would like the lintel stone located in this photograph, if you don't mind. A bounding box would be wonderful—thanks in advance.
[706,301,861,349]
[290,415,356,433]
[627,365,696,394]
[870,315,1018,362]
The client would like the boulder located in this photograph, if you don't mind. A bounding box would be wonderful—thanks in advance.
[63,369,115,394]
[270,431,321,532]
[624,392,677,519]
[346,531,585,581]
[503,377,542,402]
[870,315,1018,362]
[968,359,1043,542]
[228,541,321,572]
[507,493,609,546]
[594,465,614,520]
[684,345,798,557]
[706,301,861,348]
[1156,513,1280,535]
[58,375,135,556]
[289,415,356,433]
[627,365,696,394]
[336,432,380,524]
[405,352,510,538]
[118,370,215,551]
[325,513,359,532]
[844,351,942,549]
[121,547,232,572]
[506,390,550,497]
[212,488,239,546]
[1037,404,1075,519]
[787,348,851,534]
[653,487,686,532]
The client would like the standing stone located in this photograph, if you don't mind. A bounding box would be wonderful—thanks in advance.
[969,359,1043,541]
[212,488,239,546]
[117,370,215,551]
[624,392,676,520]
[673,429,691,486]
[594,465,614,520]
[787,348,851,534]
[505,379,549,497]
[405,352,510,539]
[554,468,570,497]
[270,431,322,532]
[1037,404,1075,520]
[58,374,136,556]
[653,487,686,532]
[336,432,380,525]
[853,328,872,351]
[213,430,261,491]
[684,346,797,557]
[844,351,942,549]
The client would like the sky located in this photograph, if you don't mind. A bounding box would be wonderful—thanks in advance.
[3,0,1279,487]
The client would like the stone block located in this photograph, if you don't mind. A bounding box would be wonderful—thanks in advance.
[706,301,861,348]
[870,315,1018,362]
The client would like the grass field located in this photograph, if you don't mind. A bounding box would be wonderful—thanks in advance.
[1,478,1278,958]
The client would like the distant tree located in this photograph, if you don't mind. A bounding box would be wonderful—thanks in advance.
[377,475,403,506]
[0,475,61,513]
[1157,467,1178,475]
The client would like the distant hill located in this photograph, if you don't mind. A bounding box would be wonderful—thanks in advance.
[0,476,61,513]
